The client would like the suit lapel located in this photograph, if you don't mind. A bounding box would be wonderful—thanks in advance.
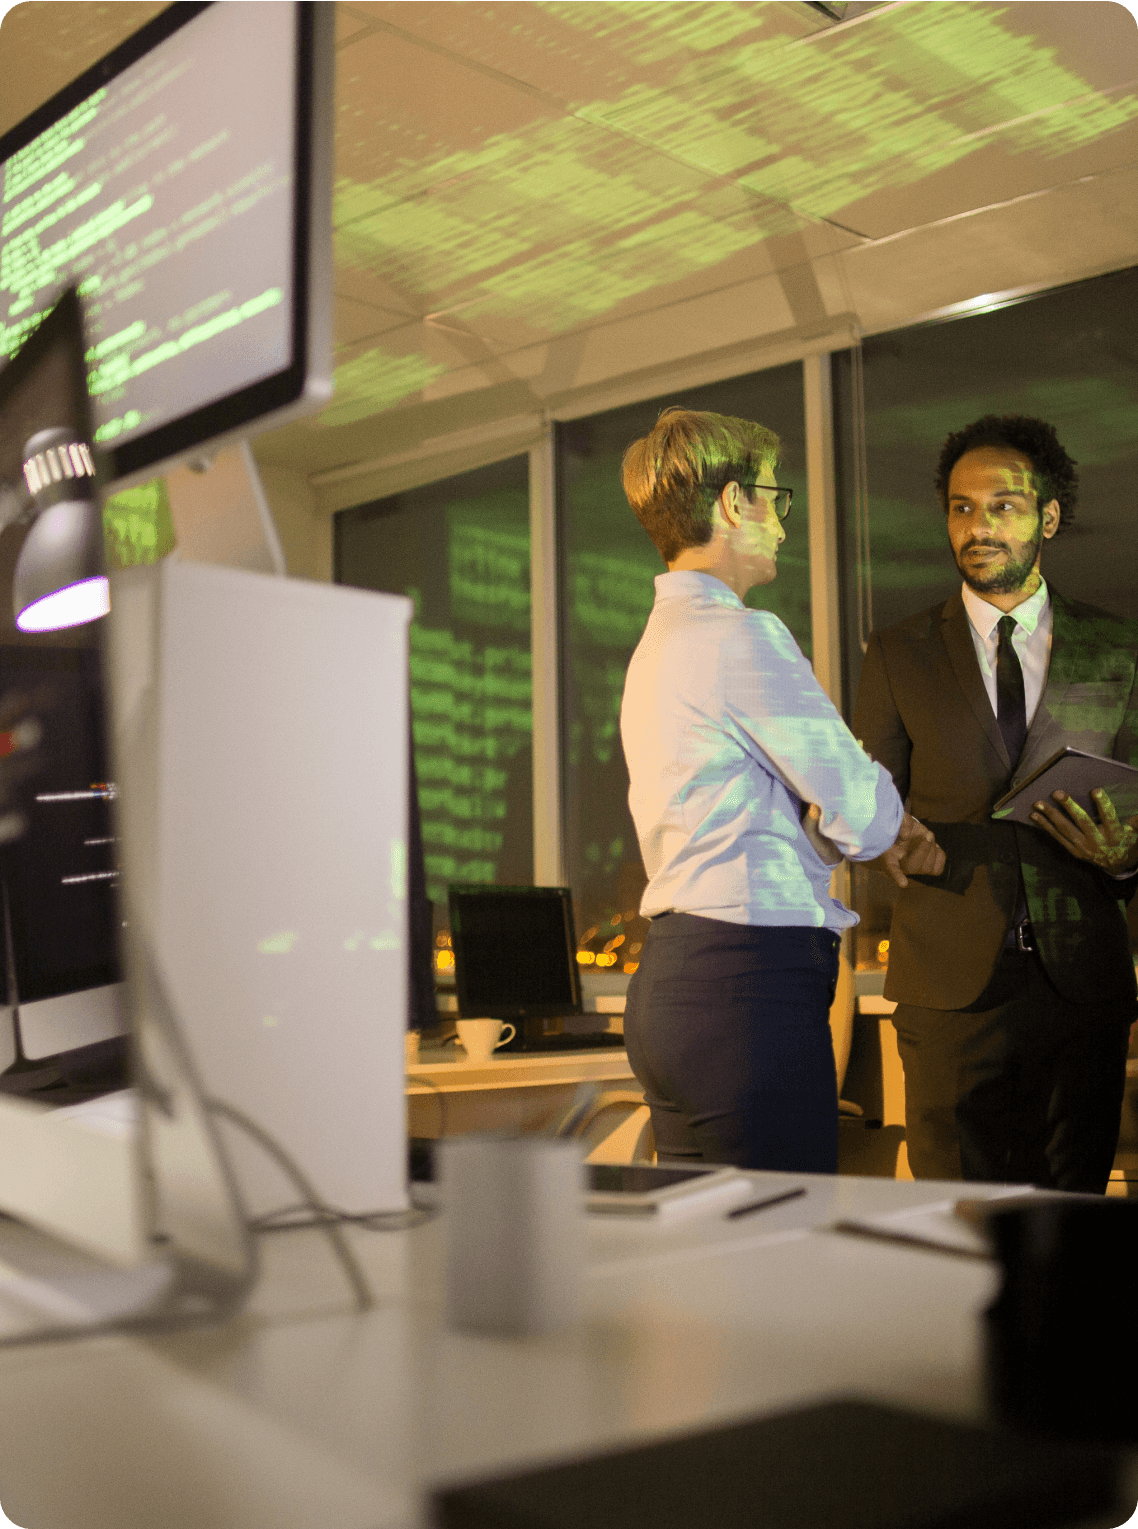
[1017,590,1076,779]
[940,593,1008,770]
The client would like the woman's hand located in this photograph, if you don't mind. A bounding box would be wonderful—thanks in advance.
[801,803,844,868]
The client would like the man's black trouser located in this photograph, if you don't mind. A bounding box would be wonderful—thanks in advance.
[893,946,1132,1192]
[623,913,841,1174]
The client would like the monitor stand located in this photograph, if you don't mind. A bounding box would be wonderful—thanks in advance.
[164,440,286,575]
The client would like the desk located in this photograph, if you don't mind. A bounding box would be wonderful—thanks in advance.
[0,1171,1021,1529]
[407,1044,639,1140]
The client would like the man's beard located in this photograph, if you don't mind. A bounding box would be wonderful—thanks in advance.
[955,521,1043,596]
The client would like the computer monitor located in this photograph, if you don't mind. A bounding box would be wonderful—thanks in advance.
[0,285,126,1099]
[449,884,584,1037]
[0,1,333,488]
[0,293,254,1340]
[0,643,126,1092]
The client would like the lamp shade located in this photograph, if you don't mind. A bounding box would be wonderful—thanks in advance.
[14,427,108,632]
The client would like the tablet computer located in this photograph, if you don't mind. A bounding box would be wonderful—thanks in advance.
[586,1163,751,1216]
[991,748,1138,825]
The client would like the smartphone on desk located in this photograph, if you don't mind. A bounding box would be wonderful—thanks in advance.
[586,1163,750,1216]
[409,1142,748,1216]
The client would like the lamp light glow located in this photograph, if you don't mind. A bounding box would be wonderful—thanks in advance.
[15,576,111,633]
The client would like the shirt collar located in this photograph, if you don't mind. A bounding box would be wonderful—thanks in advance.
[961,575,1049,642]
[654,570,744,608]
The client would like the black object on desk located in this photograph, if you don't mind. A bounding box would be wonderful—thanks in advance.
[448,884,623,1053]
[984,1197,1138,1445]
[431,1397,1133,1529]
[726,1186,806,1220]
[513,1030,624,1053]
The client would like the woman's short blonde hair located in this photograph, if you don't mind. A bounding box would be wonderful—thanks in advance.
[621,406,780,563]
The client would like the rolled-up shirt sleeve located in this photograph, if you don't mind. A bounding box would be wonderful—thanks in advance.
[721,611,903,862]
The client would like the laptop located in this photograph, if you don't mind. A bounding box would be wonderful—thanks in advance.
[447,885,623,1053]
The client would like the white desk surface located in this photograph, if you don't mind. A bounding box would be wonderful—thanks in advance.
[407,1044,635,1095]
[0,1170,1025,1529]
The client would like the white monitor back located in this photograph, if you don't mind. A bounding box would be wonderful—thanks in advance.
[107,561,412,1216]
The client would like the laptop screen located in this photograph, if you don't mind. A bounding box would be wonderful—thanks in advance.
[449,885,582,1021]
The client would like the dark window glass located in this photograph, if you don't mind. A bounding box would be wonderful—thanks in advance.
[557,363,808,966]
[335,458,533,933]
[834,265,1138,969]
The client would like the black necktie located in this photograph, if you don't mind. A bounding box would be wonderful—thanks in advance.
[996,615,1027,768]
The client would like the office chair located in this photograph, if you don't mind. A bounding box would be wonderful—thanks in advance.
[557,1085,655,1165]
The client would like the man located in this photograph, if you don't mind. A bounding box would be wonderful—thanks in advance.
[854,414,1138,1191]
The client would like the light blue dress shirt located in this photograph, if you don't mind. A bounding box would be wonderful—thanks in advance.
[621,572,904,932]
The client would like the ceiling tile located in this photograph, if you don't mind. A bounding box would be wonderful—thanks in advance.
[333,294,419,349]
[418,269,798,403]
[826,110,1138,240]
[0,1,166,139]
[586,3,1138,230]
[357,2,826,108]
[841,162,1138,336]
[332,106,848,351]
[427,211,862,355]
[334,26,561,196]
[335,6,373,47]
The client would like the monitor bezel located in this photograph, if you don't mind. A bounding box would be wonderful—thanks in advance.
[0,1,333,489]
[448,883,584,1023]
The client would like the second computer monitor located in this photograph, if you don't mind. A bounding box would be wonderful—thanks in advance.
[448,884,583,1029]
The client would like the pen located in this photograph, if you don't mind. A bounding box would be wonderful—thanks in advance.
[726,1186,806,1220]
[829,1220,989,1260]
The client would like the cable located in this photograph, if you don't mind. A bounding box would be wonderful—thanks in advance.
[205,1096,374,1311]
[251,1202,435,1233]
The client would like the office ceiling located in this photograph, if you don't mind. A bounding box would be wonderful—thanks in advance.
[2,1,1137,506]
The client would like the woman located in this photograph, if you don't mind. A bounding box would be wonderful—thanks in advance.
[619,407,941,1172]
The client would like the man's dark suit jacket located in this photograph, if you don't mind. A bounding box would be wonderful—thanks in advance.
[854,588,1138,1011]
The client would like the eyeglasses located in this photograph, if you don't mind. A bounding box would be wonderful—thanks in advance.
[738,483,793,521]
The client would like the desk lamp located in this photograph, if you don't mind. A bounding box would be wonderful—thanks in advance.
[11,427,108,632]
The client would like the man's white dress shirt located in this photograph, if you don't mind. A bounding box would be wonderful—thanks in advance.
[620,572,904,932]
[961,577,1052,730]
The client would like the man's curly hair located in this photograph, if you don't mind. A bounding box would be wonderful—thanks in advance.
[935,415,1078,534]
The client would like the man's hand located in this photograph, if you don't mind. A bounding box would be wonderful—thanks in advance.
[1029,787,1138,874]
[801,803,844,867]
[868,812,946,889]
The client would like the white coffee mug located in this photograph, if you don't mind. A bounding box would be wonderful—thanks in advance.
[455,1018,517,1062]
[440,1135,584,1336]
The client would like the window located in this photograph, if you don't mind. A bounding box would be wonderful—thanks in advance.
[102,478,177,567]
[335,458,533,924]
[834,265,1138,967]
[556,363,808,965]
